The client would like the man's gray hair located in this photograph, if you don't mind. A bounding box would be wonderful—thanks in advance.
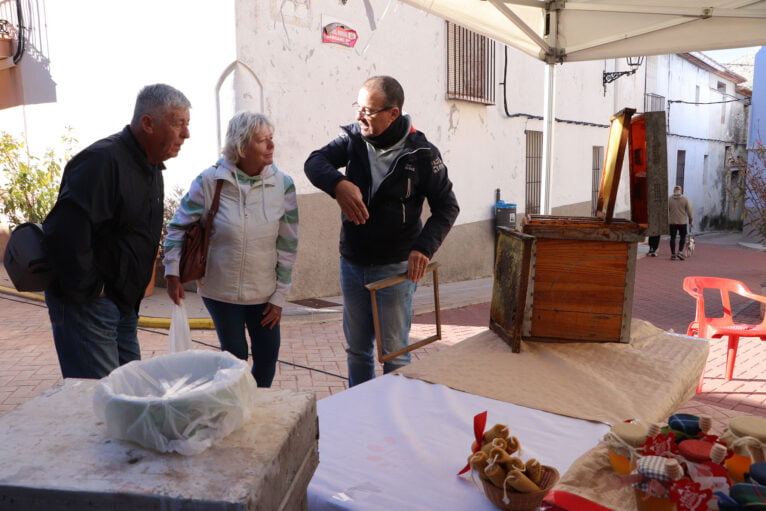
[131,84,191,125]
[363,76,404,109]
[222,111,274,162]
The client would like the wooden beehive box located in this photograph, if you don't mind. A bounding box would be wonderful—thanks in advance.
[491,108,665,352]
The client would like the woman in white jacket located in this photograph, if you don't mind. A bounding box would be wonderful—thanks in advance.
[163,112,299,387]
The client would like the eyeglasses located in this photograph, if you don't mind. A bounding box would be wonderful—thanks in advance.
[352,102,393,118]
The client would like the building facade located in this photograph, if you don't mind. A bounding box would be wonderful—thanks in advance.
[645,53,749,232]
[0,0,752,299]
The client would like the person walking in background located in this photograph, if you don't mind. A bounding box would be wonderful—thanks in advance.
[43,84,191,379]
[163,112,298,388]
[669,185,693,260]
[304,75,459,387]
[647,234,660,257]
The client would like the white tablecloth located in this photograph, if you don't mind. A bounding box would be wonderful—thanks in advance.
[308,375,608,511]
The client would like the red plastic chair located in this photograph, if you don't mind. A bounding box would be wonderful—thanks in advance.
[683,276,766,390]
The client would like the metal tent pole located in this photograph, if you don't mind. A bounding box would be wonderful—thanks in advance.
[541,62,555,215]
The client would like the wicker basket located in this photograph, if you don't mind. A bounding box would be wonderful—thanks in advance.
[481,465,560,511]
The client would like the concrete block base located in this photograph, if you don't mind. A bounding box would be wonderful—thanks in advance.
[0,379,318,510]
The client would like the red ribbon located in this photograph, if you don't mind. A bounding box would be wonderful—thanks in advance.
[457,410,488,475]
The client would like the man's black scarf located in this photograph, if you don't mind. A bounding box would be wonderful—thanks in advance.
[362,114,408,149]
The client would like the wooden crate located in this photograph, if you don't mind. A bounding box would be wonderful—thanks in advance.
[490,108,662,352]
[522,216,643,344]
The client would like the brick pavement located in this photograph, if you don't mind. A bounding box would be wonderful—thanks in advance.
[1,232,765,435]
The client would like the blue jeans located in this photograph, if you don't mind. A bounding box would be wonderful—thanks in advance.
[45,292,140,379]
[340,257,416,387]
[202,298,281,388]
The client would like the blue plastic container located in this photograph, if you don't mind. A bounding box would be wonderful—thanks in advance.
[495,200,517,229]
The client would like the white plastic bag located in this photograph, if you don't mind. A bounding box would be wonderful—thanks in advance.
[93,350,258,455]
[168,300,192,353]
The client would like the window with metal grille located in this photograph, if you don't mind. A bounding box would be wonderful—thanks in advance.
[592,146,604,215]
[446,21,495,105]
[525,131,542,215]
[644,93,665,113]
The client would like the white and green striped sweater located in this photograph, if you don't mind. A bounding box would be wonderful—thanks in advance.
[163,160,298,307]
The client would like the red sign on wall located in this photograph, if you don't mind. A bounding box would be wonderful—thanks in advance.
[322,23,358,48]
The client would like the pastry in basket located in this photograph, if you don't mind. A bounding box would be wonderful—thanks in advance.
[480,437,509,456]
[478,437,544,494]
[505,468,541,493]
[472,423,523,456]
[469,451,490,470]
[525,458,542,485]
[485,462,508,488]
[484,423,510,443]
[474,424,509,449]
[489,447,524,472]
[469,451,492,481]
[505,435,521,455]
[460,415,559,510]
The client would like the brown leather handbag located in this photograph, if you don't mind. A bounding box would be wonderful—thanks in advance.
[179,179,224,283]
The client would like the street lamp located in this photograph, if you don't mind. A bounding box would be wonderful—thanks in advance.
[603,56,645,94]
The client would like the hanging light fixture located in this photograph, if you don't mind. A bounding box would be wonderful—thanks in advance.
[603,56,645,93]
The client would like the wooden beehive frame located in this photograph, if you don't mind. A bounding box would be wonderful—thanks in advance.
[489,228,535,353]
[365,262,442,363]
[595,108,636,221]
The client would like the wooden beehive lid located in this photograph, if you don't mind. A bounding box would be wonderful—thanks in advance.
[523,214,645,242]
[594,108,636,222]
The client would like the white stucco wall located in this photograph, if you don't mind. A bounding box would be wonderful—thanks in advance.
[231,0,643,225]
[0,0,746,236]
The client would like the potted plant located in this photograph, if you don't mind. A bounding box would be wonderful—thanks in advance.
[0,19,15,59]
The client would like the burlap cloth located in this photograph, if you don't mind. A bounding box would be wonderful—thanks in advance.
[398,319,707,425]
[397,319,709,510]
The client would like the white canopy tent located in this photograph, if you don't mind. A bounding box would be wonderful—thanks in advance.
[400,0,766,213]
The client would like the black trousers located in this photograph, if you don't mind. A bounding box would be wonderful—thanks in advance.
[648,235,660,252]
[669,224,688,255]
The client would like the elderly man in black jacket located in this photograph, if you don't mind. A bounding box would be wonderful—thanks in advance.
[43,83,191,378]
[305,76,459,387]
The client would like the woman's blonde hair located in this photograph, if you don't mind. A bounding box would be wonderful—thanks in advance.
[222,111,274,162]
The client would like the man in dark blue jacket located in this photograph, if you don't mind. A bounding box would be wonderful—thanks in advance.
[43,84,191,378]
[305,76,459,387]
